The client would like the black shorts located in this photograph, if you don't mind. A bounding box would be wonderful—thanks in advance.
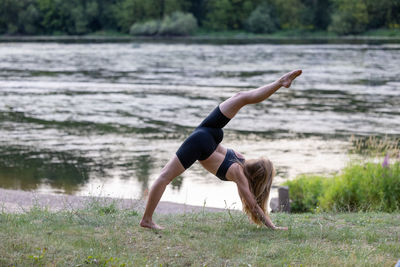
[176,105,230,169]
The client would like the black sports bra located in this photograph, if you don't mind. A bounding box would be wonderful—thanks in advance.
[216,148,245,181]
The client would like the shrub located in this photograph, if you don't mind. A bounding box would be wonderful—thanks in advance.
[320,162,400,212]
[114,0,162,33]
[245,3,278,34]
[285,175,329,212]
[130,19,160,36]
[159,11,198,36]
[130,12,197,36]
[286,161,400,213]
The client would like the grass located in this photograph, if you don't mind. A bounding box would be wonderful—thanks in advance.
[1,202,399,266]
[349,135,400,158]
[362,28,400,37]
[2,29,400,43]
[193,29,339,38]
[87,30,131,37]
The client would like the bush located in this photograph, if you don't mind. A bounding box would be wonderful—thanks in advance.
[245,3,278,33]
[130,19,160,36]
[130,11,197,36]
[320,162,400,212]
[114,0,162,33]
[159,11,197,36]
[286,161,400,213]
[285,175,329,212]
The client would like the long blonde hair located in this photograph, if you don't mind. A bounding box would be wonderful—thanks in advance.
[240,158,275,225]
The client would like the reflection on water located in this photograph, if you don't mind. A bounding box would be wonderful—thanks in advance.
[0,43,399,208]
[133,155,154,197]
[0,146,90,194]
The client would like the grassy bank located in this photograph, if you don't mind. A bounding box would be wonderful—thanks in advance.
[1,29,400,44]
[1,203,399,266]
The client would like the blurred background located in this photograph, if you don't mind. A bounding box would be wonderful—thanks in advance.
[0,0,399,37]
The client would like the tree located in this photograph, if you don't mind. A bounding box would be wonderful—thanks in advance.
[203,0,259,31]
[364,0,400,29]
[328,0,369,35]
[186,0,207,26]
[0,0,40,34]
[245,2,278,33]
[113,0,162,33]
[300,0,332,30]
[271,0,308,30]
[18,3,40,34]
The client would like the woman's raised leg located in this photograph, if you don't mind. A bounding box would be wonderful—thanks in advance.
[219,70,302,119]
[140,155,185,229]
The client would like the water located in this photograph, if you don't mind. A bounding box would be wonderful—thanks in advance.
[0,42,399,209]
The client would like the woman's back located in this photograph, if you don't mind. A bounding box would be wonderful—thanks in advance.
[199,145,245,181]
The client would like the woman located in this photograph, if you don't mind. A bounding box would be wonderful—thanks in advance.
[140,69,302,230]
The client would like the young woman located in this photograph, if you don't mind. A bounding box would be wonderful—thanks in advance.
[140,69,302,230]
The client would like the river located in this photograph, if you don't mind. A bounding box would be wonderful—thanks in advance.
[0,42,399,209]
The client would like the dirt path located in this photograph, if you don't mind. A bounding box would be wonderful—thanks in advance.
[0,188,224,214]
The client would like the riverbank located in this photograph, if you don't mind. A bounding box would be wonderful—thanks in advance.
[1,35,400,44]
[0,204,399,266]
[0,188,223,214]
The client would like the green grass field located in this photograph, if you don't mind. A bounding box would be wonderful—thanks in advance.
[1,201,399,266]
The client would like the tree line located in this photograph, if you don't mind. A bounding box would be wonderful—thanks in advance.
[0,0,399,36]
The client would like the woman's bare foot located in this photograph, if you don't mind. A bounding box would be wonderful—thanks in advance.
[279,70,302,88]
[140,219,165,230]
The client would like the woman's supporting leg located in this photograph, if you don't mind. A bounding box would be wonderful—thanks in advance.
[140,155,185,229]
[219,70,302,119]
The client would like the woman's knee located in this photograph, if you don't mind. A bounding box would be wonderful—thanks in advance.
[151,174,169,188]
[157,171,175,185]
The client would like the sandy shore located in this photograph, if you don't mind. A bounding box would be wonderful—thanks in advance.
[0,188,224,214]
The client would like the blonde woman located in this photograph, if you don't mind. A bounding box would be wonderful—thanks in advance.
[140,70,302,230]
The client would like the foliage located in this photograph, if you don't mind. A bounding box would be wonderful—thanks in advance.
[0,0,399,35]
[114,0,189,33]
[286,161,400,213]
[159,11,197,36]
[285,175,330,212]
[203,0,257,31]
[113,0,162,33]
[0,0,38,34]
[328,0,369,35]
[349,135,400,158]
[271,0,309,30]
[364,0,400,29]
[245,2,278,33]
[321,162,400,212]
[130,12,197,36]
[130,19,160,36]
[301,0,332,30]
